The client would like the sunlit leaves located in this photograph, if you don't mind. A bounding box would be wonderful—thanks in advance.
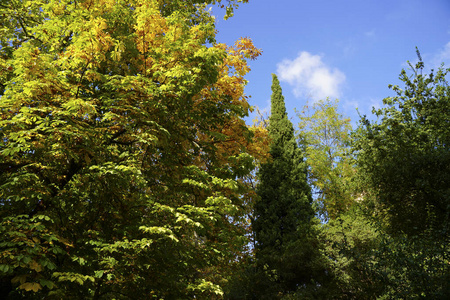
[1,0,262,298]
[297,99,354,220]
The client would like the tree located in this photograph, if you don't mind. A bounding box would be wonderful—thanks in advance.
[296,99,377,299]
[252,74,325,298]
[0,0,264,298]
[297,99,355,221]
[352,54,450,298]
[352,55,450,236]
[318,209,381,300]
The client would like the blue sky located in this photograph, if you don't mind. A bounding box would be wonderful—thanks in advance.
[213,0,450,126]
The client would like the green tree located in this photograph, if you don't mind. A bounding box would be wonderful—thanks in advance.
[352,55,450,236]
[352,54,450,298]
[297,99,355,220]
[252,74,325,298]
[296,99,380,299]
[0,0,263,298]
[318,210,381,300]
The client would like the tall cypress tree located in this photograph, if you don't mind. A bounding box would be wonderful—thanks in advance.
[253,74,316,296]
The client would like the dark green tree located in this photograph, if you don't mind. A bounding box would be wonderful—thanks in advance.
[352,53,450,299]
[353,54,450,237]
[252,74,324,298]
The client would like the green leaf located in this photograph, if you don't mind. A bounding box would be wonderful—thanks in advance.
[94,270,104,278]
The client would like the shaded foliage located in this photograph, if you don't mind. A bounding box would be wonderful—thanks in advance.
[353,56,450,236]
[251,75,328,299]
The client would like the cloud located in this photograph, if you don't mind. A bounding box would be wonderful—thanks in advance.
[276,52,346,100]
[432,41,450,67]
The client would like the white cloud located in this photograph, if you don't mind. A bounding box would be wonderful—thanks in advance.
[433,41,450,67]
[276,51,346,100]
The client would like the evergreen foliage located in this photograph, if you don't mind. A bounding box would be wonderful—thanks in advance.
[252,74,322,297]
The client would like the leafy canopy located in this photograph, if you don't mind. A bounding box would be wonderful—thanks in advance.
[297,99,354,220]
[353,54,450,236]
[0,0,264,298]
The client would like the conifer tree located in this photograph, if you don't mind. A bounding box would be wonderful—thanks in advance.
[253,74,318,297]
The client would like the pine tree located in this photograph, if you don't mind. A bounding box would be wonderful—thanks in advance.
[252,74,317,297]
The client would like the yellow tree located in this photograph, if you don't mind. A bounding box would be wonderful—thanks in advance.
[0,0,265,298]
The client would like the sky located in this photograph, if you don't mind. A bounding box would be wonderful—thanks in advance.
[212,0,450,126]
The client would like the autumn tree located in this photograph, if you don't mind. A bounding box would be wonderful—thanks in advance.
[252,74,326,298]
[0,0,264,298]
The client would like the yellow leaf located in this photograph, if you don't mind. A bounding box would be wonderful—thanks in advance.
[19,282,42,292]
[29,260,43,272]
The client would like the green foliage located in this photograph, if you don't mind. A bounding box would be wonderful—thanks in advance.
[292,56,450,299]
[350,54,450,299]
[0,215,63,297]
[370,228,450,299]
[297,99,355,220]
[321,213,449,299]
[353,56,450,236]
[319,210,381,299]
[251,74,327,298]
[0,0,263,298]
[255,74,314,249]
